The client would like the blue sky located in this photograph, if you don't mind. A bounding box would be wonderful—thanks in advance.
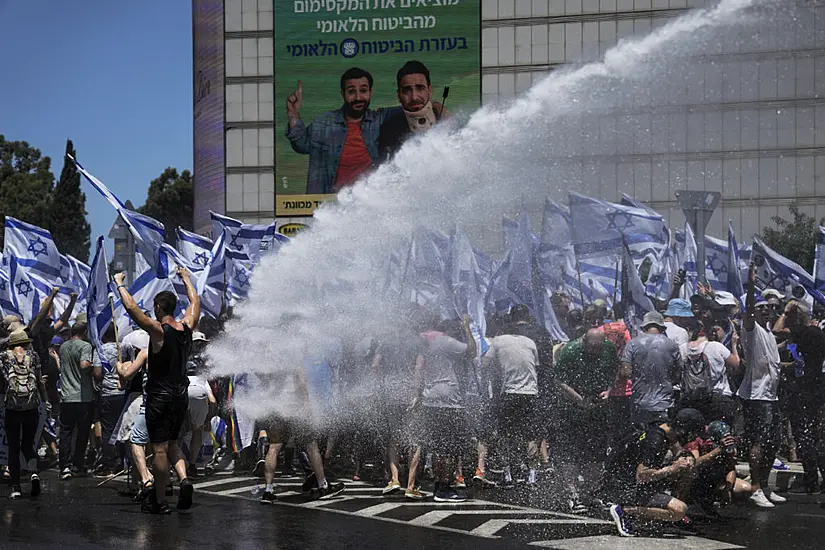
[0,0,192,258]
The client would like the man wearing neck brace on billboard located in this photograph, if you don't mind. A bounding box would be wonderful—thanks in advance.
[379,60,450,162]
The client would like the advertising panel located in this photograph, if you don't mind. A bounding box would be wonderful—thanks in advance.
[193,0,226,235]
[274,0,481,197]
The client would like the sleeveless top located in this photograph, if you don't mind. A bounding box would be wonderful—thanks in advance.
[146,323,192,399]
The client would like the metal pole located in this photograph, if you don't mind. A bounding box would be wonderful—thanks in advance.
[696,209,706,285]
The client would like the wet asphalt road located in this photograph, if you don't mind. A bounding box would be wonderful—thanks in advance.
[2,471,825,549]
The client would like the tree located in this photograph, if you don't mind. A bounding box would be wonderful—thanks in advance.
[138,167,193,244]
[0,135,54,245]
[49,140,91,262]
[761,203,825,273]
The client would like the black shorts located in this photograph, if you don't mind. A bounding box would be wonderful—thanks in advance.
[496,394,540,443]
[553,406,611,462]
[145,395,189,443]
[409,407,467,455]
[742,400,779,449]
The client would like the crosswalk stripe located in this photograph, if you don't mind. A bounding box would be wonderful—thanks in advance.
[193,476,253,488]
[471,518,610,537]
[409,509,557,526]
[528,534,745,549]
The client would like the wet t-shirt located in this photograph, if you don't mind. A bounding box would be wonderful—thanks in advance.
[420,332,468,409]
[622,333,682,412]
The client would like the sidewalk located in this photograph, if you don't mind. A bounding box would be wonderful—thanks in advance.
[735,461,805,492]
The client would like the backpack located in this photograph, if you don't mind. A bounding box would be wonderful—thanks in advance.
[4,350,39,410]
[681,343,714,401]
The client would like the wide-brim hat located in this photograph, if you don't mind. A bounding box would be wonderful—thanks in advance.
[8,329,32,347]
[664,299,693,318]
[641,311,668,330]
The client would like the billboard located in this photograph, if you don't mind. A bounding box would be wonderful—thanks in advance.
[274,0,481,197]
[193,0,226,235]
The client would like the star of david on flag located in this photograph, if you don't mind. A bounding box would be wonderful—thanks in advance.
[27,237,49,258]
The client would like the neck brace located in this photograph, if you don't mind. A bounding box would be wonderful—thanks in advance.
[403,101,437,134]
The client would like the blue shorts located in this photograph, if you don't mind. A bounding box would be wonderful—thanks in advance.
[130,406,149,446]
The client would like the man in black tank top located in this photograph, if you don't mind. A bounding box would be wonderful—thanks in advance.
[115,267,200,514]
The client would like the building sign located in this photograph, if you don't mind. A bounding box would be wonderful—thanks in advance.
[274,0,481,195]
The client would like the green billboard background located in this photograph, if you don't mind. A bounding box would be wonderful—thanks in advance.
[274,0,481,195]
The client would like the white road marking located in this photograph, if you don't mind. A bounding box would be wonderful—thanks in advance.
[528,534,745,549]
[409,509,558,526]
[192,476,255,488]
[472,517,610,537]
[353,501,517,517]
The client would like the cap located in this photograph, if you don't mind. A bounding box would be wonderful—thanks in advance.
[673,408,706,436]
[714,291,739,307]
[73,312,88,326]
[641,311,667,331]
[664,299,693,318]
[49,336,65,347]
[192,331,208,343]
[761,289,785,301]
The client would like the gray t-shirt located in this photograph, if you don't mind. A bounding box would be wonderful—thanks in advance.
[486,334,539,396]
[622,332,682,413]
[59,339,96,403]
[420,332,468,409]
[93,342,124,398]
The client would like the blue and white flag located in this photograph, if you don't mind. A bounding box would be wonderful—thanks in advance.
[177,229,214,272]
[87,237,113,371]
[704,234,730,293]
[197,229,228,319]
[814,226,825,294]
[622,235,656,333]
[752,236,825,305]
[0,267,20,318]
[3,217,63,284]
[105,268,185,339]
[8,255,41,324]
[727,222,745,298]
[72,156,170,277]
[449,226,486,338]
[210,212,271,265]
[402,228,451,316]
[569,193,669,259]
[645,245,677,301]
[676,223,698,297]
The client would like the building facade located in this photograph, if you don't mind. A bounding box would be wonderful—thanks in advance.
[194,0,825,242]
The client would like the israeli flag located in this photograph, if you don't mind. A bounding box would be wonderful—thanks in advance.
[210,212,271,265]
[402,227,451,316]
[72,156,170,277]
[704,234,730,292]
[675,223,699,298]
[8,254,41,323]
[449,225,487,339]
[3,216,63,283]
[0,266,20,318]
[727,222,745,298]
[622,235,656,333]
[569,193,668,259]
[105,268,185,339]
[814,227,825,294]
[177,228,214,272]
[752,236,825,305]
[87,237,113,371]
[197,229,228,319]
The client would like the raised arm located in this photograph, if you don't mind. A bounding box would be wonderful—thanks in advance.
[178,267,200,331]
[29,287,60,336]
[113,272,163,344]
[53,292,78,334]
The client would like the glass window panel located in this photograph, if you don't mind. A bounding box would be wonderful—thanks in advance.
[498,26,515,65]
[532,0,549,16]
[722,158,740,199]
[759,157,778,198]
[226,130,243,166]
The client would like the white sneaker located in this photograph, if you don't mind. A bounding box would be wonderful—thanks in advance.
[768,491,787,504]
[750,489,775,508]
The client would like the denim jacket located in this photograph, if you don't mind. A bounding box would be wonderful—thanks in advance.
[286,105,401,194]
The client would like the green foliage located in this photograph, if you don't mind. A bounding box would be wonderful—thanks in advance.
[137,167,194,244]
[761,203,825,273]
[49,140,91,262]
[0,135,55,245]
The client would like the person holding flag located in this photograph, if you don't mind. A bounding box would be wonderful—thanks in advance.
[114,266,199,514]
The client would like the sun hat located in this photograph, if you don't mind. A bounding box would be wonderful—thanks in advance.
[664,299,693,318]
[641,311,668,331]
[8,329,32,347]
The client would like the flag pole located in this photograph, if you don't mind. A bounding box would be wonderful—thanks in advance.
[575,259,586,307]
[110,296,121,364]
[612,258,620,309]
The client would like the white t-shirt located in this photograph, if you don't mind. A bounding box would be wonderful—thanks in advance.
[665,321,690,349]
[737,323,780,402]
[679,340,733,397]
[486,334,539,396]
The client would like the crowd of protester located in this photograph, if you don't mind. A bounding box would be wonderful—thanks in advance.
[1,263,824,537]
